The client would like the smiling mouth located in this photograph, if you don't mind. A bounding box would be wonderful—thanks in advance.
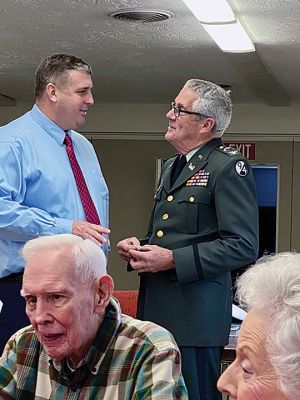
[168,124,176,130]
[41,333,64,342]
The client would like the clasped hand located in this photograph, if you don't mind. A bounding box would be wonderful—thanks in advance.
[117,237,174,273]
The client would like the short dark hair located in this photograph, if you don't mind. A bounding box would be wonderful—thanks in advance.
[34,53,92,98]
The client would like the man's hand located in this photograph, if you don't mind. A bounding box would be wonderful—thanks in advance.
[72,220,110,245]
[117,237,141,262]
[128,245,174,273]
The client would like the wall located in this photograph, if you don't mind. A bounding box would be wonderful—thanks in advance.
[92,139,174,289]
[292,139,300,250]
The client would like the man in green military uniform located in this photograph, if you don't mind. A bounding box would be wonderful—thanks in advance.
[117,79,259,400]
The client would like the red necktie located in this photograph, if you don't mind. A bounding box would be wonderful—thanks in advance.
[64,133,100,225]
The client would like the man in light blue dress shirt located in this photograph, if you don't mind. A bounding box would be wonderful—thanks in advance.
[0,54,110,352]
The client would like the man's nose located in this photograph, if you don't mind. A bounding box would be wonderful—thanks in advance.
[166,109,175,119]
[85,91,94,106]
[31,299,53,325]
[217,363,237,398]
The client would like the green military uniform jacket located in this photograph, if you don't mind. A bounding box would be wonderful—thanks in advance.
[137,138,259,346]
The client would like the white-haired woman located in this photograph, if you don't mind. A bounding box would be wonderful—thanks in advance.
[218,252,300,399]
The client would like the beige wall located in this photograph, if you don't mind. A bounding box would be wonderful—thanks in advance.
[1,103,300,288]
[292,140,300,250]
[92,139,175,289]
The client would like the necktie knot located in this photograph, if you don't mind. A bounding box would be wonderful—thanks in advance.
[171,154,186,185]
[64,133,72,146]
[178,154,187,168]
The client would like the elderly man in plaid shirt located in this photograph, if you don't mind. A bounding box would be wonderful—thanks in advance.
[0,234,187,399]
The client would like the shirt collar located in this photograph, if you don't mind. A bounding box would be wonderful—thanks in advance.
[186,146,201,162]
[50,298,122,377]
[185,138,223,162]
[30,104,67,146]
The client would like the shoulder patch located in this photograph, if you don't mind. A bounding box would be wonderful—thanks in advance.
[235,160,248,177]
[218,145,240,157]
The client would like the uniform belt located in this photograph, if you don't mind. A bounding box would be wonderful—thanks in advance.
[164,232,220,250]
[0,271,24,282]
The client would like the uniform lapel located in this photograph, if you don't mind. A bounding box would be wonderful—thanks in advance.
[170,138,223,191]
[171,158,207,191]
[162,156,177,193]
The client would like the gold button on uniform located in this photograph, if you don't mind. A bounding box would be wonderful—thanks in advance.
[167,195,173,202]
[189,196,195,202]
[162,213,169,220]
[156,230,164,238]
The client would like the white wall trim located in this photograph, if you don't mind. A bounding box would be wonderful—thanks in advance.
[85,132,295,142]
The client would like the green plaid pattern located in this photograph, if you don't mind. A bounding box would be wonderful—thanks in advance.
[0,299,188,399]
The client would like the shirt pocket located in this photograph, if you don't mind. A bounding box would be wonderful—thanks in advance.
[89,167,109,218]
[176,188,213,234]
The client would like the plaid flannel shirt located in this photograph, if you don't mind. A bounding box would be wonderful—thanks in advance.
[0,298,188,399]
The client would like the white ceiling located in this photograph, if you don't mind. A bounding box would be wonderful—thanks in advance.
[0,0,300,107]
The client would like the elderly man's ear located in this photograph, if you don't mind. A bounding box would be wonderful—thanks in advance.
[201,117,215,133]
[94,275,114,314]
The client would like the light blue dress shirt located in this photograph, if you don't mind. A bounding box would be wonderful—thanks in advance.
[0,105,109,277]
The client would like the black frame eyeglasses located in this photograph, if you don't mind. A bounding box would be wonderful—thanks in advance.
[171,101,209,118]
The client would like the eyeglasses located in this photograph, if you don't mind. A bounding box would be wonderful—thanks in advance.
[171,101,209,118]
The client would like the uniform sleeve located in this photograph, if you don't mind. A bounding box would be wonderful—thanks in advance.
[132,343,188,400]
[174,157,259,283]
[0,141,72,242]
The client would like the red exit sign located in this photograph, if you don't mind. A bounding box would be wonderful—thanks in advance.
[224,142,256,160]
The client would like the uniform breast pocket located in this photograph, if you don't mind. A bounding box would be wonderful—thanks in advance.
[176,188,213,234]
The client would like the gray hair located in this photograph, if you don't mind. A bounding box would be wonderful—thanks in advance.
[236,252,300,399]
[183,79,232,136]
[22,234,107,286]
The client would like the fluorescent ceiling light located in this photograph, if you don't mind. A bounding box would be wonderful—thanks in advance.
[202,19,255,53]
[182,0,235,23]
[181,0,255,53]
